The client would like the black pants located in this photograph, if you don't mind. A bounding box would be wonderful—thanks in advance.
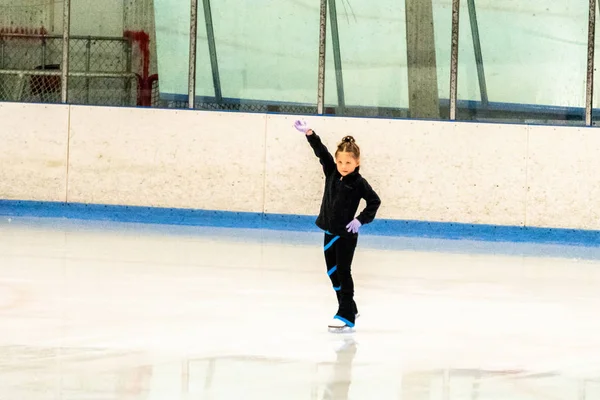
[324,232,358,326]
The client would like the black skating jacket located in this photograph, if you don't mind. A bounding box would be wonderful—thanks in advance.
[306,132,381,237]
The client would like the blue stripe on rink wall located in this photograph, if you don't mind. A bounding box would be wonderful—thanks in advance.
[1,200,600,247]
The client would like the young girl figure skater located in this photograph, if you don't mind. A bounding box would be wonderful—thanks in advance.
[294,120,381,331]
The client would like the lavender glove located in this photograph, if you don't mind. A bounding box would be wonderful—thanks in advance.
[293,120,310,134]
[346,218,362,234]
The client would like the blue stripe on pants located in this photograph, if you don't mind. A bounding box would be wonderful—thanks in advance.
[327,265,337,276]
[334,315,355,328]
[324,235,340,251]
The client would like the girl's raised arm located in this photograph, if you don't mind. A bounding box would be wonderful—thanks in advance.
[294,120,336,176]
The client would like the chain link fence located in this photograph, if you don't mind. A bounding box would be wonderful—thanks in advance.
[195,102,318,115]
[0,33,137,105]
[150,80,318,114]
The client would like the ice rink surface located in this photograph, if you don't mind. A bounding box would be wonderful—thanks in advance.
[2,216,600,399]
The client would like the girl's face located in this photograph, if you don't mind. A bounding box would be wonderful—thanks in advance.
[335,151,359,176]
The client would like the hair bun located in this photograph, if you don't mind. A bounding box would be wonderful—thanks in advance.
[343,136,355,143]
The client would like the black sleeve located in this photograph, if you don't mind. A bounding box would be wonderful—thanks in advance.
[306,132,336,176]
[356,179,381,225]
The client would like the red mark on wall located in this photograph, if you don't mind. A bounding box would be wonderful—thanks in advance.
[124,30,150,78]
[124,30,157,107]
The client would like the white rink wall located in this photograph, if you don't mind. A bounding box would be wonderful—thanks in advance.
[2,102,600,230]
[0,103,69,202]
[67,106,266,211]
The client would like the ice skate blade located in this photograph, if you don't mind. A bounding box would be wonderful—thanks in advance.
[328,326,355,334]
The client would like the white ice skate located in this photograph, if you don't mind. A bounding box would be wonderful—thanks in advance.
[328,316,355,333]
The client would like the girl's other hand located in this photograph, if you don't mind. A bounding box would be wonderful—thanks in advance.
[346,218,362,234]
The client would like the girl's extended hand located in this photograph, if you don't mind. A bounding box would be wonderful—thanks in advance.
[294,120,310,134]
